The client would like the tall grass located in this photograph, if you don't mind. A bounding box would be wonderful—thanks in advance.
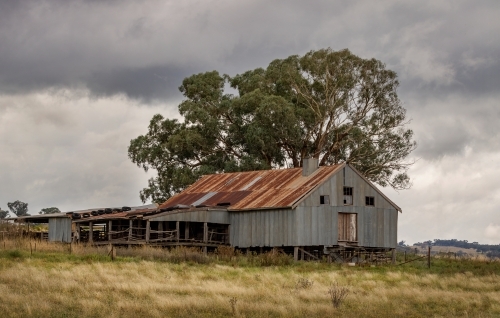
[0,239,499,317]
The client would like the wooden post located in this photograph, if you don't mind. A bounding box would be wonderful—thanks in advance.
[428,245,431,269]
[185,221,190,240]
[176,221,180,242]
[227,225,230,245]
[76,223,81,243]
[203,222,208,255]
[158,221,163,239]
[404,251,407,262]
[128,220,133,247]
[301,247,304,261]
[89,222,93,244]
[294,247,299,261]
[108,220,112,242]
[108,244,116,261]
[146,220,151,243]
[391,249,396,264]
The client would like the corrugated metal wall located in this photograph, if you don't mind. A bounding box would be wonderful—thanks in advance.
[230,206,338,247]
[230,165,398,248]
[229,206,397,248]
[149,210,229,224]
[48,218,72,243]
[230,209,295,247]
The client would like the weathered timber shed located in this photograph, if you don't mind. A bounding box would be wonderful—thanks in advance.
[14,212,73,242]
[155,159,401,260]
[13,204,157,244]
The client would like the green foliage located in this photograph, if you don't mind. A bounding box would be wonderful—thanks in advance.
[7,200,29,217]
[0,208,9,219]
[129,48,416,203]
[39,207,61,215]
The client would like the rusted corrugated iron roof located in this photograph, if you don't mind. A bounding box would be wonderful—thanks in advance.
[73,208,159,223]
[159,164,344,211]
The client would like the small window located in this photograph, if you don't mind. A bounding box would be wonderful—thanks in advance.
[365,196,374,206]
[320,195,330,205]
[343,187,353,205]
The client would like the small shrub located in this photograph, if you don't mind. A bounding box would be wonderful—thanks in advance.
[295,277,314,290]
[327,282,349,308]
[7,250,23,259]
[216,246,236,261]
[257,248,293,266]
[229,297,237,316]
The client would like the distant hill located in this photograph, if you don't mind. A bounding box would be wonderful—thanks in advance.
[408,239,500,258]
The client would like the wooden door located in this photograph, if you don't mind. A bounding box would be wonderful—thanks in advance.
[338,213,357,242]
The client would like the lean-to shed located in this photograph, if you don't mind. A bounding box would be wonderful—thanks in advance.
[14,213,73,243]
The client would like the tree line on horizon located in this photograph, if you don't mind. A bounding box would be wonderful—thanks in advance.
[0,201,60,219]
[403,239,500,258]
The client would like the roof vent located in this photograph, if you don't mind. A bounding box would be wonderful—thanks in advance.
[302,157,319,176]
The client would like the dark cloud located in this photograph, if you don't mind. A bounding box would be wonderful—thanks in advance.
[0,0,498,105]
[86,65,192,102]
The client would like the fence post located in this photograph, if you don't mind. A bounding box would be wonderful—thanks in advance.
[108,244,115,261]
[428,245,431,269]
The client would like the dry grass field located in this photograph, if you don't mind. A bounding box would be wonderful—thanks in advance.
[0,239,499,317]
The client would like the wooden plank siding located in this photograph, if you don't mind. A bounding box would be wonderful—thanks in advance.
[338,213,357,242]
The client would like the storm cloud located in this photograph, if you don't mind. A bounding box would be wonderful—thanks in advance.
[1,0,499,243]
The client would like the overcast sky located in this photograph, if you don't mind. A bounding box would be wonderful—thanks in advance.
[1,0,499,244]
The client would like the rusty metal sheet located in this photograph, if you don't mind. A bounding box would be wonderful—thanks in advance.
[202,191,252,206]
[74,208,158,223]
[159,165,343,211]
[159,192,207,208]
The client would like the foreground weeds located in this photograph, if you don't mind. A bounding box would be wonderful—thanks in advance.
[0,239,499,317]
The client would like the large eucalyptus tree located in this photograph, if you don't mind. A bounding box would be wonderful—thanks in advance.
[129,48,416,203]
